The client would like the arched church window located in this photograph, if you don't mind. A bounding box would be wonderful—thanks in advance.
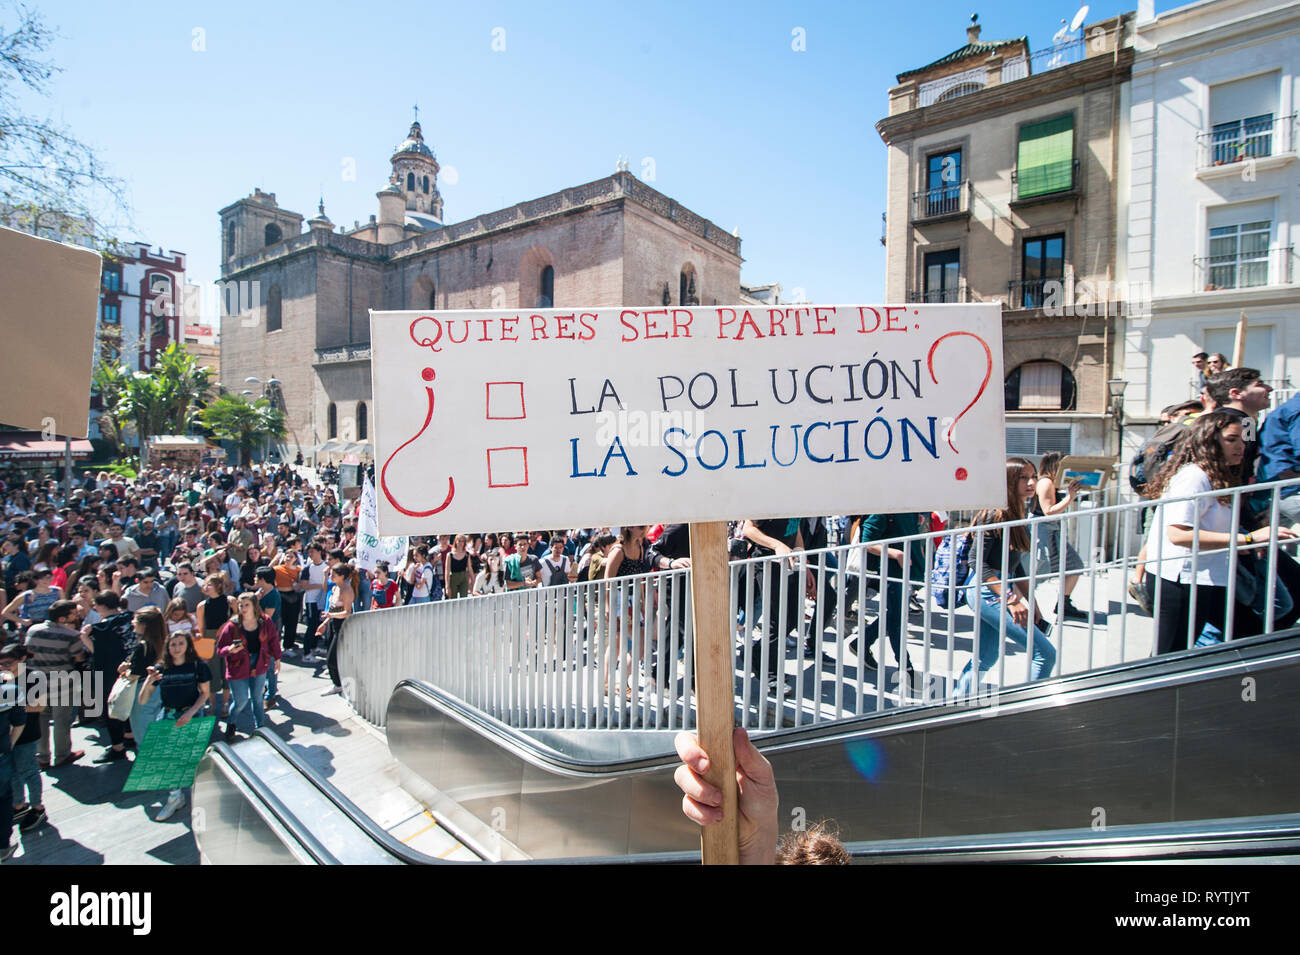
[264,223,282,247]
[225,224,235,258]
[538,266,554,308]
[357,403,368,441]
[266,285,282,333]
[328,403,338,439]
[422,176,429,194]
[407,172,415,191]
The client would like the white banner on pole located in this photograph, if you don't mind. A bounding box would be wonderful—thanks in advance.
[370,304,1006,536]
[356,478,408,570]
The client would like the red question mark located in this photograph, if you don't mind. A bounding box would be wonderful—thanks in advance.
[380,367,455,516]
[926,332,993,481]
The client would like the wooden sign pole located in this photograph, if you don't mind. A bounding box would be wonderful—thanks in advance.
[1232,311,1248,369]
[689,520,739,865]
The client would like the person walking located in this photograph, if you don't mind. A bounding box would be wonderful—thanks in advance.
[22,600,86,768]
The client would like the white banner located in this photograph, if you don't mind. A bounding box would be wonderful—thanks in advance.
[356,478,408,570]
[370,304,1006,536]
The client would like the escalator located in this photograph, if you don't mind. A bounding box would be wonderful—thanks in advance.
[194,629,1300,863]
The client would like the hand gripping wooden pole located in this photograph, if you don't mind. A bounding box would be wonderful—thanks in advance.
[689,521,739,864]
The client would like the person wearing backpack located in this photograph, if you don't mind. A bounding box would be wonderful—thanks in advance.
[954,459,1057,698]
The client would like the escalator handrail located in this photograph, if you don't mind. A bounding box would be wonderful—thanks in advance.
[843,813,1300,863]
[238,728,449,865]
[389,627,1300,777]
[208,739,343,865]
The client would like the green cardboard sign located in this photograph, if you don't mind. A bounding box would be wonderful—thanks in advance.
[123,716,216,792]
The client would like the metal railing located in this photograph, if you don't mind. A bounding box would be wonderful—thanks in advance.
[911,181,969,221]
[906,286,966,304]
[999,38,1086,83]
[1197,113,1297,169]
[1006,277,1063,310]
[1194,245,1295,291]
[339,478,1300,732]
[918,66,987,108]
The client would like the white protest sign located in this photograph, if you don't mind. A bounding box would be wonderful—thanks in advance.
[355,478,408,570]
[370,304,1006,536]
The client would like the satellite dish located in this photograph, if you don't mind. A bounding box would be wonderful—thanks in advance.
[1070,4,1089,32]
[1052,19,1070,44]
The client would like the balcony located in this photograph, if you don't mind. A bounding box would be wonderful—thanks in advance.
[1196,114,1296,175]
[906,286,967,303]
[1194,246,1295,292]
[915,38,1089,108]
[1006,278,1063,311]
[1010,158,1081,206]
[910,181,970,223]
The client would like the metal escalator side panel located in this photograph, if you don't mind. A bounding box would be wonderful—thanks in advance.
[389,638,1300,855]
[387,684,699,859]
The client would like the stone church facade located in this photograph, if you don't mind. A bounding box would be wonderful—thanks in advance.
[218,121,743,460]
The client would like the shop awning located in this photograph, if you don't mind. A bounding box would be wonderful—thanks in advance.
[0,435,94,461]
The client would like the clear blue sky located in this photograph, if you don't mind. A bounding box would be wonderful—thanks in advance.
[23,0,1168,307]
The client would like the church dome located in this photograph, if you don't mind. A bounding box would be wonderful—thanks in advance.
[393,121,435,161]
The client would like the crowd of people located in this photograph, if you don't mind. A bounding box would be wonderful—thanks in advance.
[1,358,1297,862]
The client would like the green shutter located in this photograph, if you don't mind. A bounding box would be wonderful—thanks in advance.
[1017,115,1074,198]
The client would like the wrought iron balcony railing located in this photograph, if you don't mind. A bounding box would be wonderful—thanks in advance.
[1193,245,1295,292]
[910,181,970,221]
[1197,113,1296,169]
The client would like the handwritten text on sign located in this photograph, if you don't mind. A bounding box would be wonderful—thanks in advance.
[370,304,1005,535]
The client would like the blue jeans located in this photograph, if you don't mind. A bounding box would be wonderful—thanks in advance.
[264,661,278,700]
[10,740,40,807]
[228,673,267,732]
[129,691,163,746]
[955,575,1056,697]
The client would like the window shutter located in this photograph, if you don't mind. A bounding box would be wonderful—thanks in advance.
[1017,115,1074,198]
[1018,361,1063,410]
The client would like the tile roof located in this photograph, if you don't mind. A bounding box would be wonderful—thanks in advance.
[897,37,1028,82]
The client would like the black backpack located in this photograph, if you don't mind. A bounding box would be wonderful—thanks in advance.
[1129,420,1190,494]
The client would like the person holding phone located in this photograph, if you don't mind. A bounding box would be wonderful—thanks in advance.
[137,630,210,821]
[216,592,281,739]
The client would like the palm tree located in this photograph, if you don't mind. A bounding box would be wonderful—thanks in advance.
[154,343,214,433]
[91,361,168,460]
[201,393,287,466]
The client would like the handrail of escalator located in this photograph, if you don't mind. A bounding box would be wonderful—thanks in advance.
[390,626,1300,779]
[236,729,449,865]
[209,739,344,865]
[843,813,1300,863]
[237,728,701,864]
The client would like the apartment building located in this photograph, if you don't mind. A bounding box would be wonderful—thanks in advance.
[877,12,1135,459]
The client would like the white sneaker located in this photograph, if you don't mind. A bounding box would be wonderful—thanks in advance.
[322,685,343,696]
[156,792,186,821]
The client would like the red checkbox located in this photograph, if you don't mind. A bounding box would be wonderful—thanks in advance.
[485,381,526,420]
[486,447,528,488]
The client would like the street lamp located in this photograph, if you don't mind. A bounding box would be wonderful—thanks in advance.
[1108,378,1128,459]
[245,375,284,464]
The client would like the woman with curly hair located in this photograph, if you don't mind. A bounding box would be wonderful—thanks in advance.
[1143,411,1296,654]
